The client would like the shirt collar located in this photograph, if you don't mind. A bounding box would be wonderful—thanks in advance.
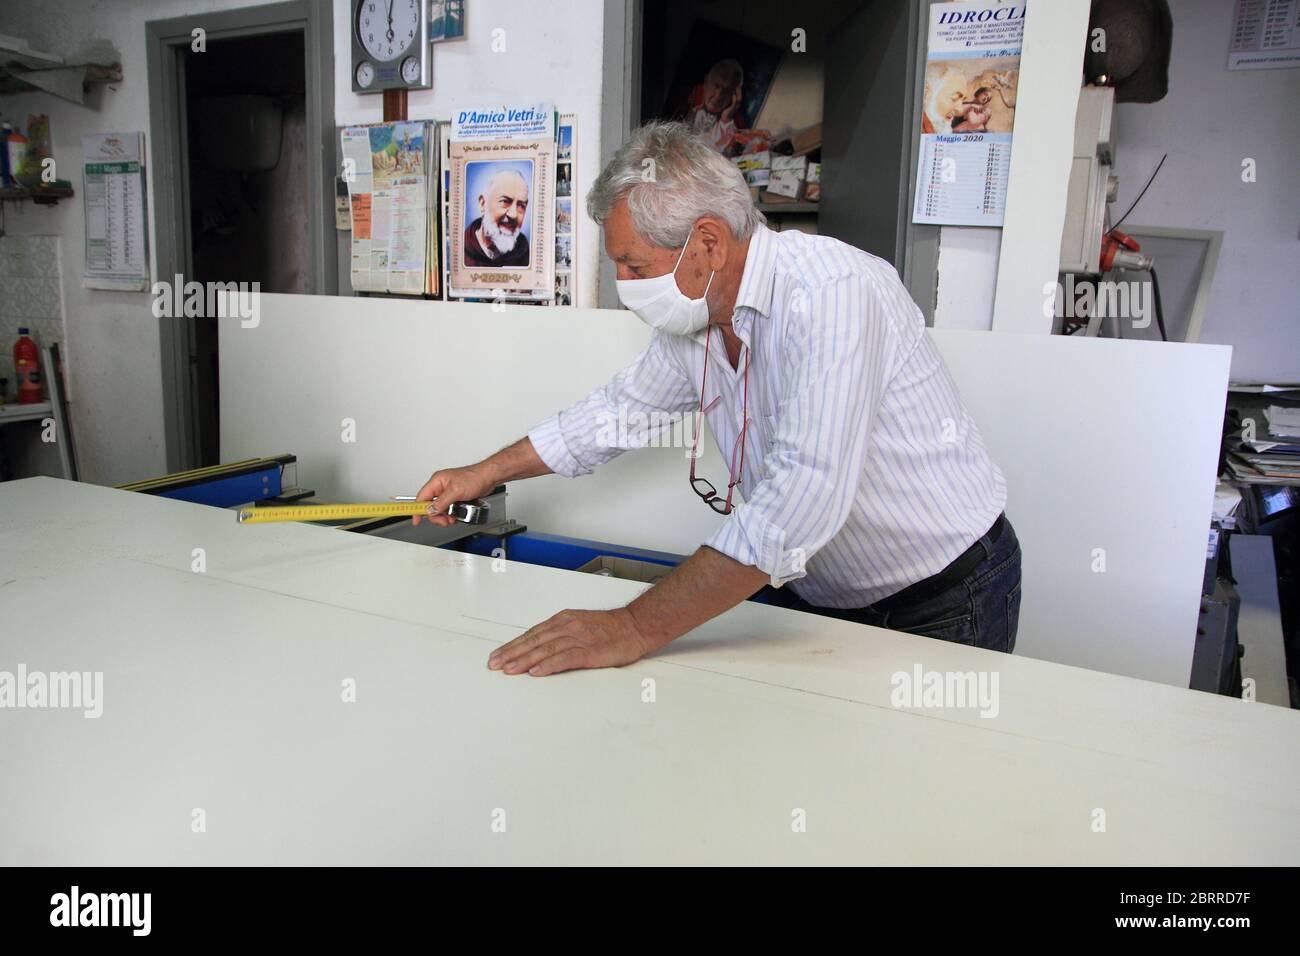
[689,225,778,351]
[732,224,778,320]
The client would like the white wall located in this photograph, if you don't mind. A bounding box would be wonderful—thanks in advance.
[934,226,999,330]
[0,0,605,485]
[1110,0,1300,382]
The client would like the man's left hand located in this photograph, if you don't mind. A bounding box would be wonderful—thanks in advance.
[487,608,654,677]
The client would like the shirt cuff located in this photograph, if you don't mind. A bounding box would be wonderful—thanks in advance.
[704,503,809,588]
[527,415,587,478]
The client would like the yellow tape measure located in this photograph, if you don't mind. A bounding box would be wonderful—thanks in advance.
[236,500,488,525]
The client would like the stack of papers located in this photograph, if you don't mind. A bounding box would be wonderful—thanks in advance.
[1264,405,1300,438]
[1226,404,1300,485]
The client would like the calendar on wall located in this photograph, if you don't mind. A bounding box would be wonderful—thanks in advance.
[911,1,1025,227]
[82,133,149,291]
[1228,0,1300,71]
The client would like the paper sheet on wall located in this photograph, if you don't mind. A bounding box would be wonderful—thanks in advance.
[82,133,149,291]
[340,128,374,291]
[911,1,1025,227]
[1228,0,1300,70]
[341,122,433,295]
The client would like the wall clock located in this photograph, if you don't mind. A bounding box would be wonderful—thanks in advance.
[351,0,430,93]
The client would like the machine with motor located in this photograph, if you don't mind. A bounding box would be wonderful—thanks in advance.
[1057,0,1173,340]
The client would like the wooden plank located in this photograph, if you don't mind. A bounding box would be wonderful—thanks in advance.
[382,88,407,122]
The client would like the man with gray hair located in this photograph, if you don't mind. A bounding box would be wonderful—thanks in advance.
[417,121,1020,676]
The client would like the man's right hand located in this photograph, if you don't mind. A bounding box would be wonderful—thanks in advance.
[412,464,496,527]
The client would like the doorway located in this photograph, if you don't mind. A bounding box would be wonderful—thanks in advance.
[146,1,335,473]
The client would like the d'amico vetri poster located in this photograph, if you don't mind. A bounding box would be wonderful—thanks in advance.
[448,137,556,294]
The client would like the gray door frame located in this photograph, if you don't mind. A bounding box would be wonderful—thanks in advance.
[900,0,941,323]
[598,0,642,309]
[146,0,335,472]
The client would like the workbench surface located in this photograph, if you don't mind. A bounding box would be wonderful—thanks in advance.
[1,478,1296,864]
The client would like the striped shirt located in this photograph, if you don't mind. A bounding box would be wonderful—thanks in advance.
[528,225,1007,608]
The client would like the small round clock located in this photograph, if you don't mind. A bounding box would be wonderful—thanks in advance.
[351,0,430,93]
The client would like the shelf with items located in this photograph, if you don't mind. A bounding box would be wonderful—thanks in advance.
[0,185,74,205]
[0,399,53,422]
[756,201,819,216]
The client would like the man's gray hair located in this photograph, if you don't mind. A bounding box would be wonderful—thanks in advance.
[586,121,765,248]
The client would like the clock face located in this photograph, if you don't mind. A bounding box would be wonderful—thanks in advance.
[355,61,375,88]
[356,0,421,63]
[400,56,422,85]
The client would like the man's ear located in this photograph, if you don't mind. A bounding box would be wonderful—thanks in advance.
[694,217,731,272]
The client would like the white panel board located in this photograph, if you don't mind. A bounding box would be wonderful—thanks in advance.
[220,296,1230,686]
[991,0,1092,333]
[220,295,724,557]
[1,478,1295,865]
[934,330,1229,685]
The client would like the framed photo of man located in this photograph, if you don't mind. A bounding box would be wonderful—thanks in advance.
[658,21,782,156]
[449,137,556,293]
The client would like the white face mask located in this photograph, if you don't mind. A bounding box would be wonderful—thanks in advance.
[615,236,715,336]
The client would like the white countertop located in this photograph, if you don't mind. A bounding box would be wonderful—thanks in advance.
[1,477,1296,864]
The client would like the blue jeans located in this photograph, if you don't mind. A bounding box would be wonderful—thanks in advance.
[766,519,1022,653]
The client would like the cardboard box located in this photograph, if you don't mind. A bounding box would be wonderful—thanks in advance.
[744,167,771,187]
[733,150,771,172]
[577,556,674,585]
[771,154,807,175]
[789,122,822,156]
[804,181,821,202]
[766,168,806,199]
[806,161,821,184]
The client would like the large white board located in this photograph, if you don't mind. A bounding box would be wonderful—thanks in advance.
[1,478,1294,865]
[220,295,1229,686]
[991,0,1092,332]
